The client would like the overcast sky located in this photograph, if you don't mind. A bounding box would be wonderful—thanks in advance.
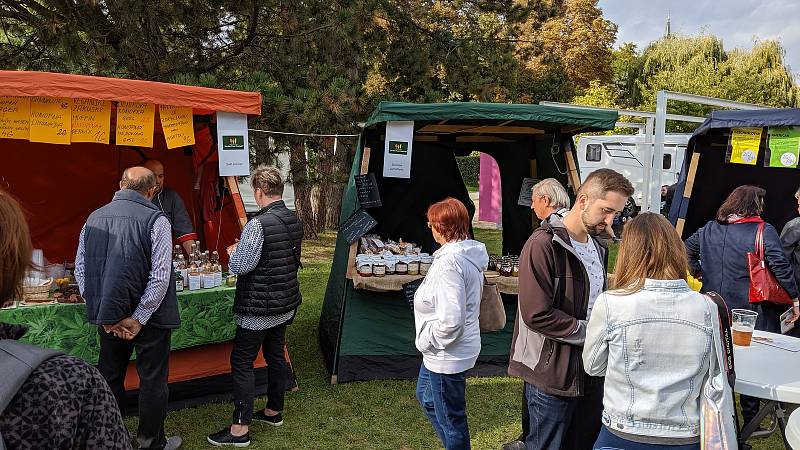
[597,0,800,74]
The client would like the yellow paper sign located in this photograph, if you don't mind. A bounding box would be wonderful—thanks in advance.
[116,101,155,147]
[729,127,763,165]
[71,99,111,144]
[159,105,195,149]
[30,97,72,145]
[0,96,30,140]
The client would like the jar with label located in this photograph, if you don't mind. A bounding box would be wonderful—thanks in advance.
[373,257,387,277]
[356,255,373,277]
[385,256,397,275]
[226,274,237,287]
[395,257,409,275]
[407,255,421,276]
[188,269,202,291]
[420,255,433,275]
[500,258,513,277]
[512,262,520,277]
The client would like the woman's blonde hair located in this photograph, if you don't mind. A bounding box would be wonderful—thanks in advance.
[612,213,688,294]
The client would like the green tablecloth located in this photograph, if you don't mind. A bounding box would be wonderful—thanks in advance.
[0,286,237,364]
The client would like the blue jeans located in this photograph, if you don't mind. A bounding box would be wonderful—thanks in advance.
[416,365,470,450]
[524,382,578,450]
[593,426,700,450]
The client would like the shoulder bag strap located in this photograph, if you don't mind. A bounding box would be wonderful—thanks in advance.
[267,212,303,270]
[756,222,765,262]
[704,292,736,388]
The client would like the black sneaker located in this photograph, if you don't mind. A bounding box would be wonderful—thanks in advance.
[207,428,251,447]
[252,410,283,426]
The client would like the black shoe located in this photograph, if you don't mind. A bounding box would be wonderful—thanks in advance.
[207,428,251,447]
[252,410,283,426]
[501,439,526,450]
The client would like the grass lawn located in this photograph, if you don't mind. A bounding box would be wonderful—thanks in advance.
[124,229,783,449]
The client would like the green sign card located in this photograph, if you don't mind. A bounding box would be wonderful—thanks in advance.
[767,126,800,168]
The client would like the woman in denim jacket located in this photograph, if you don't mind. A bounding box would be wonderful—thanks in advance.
[583,213,717,450]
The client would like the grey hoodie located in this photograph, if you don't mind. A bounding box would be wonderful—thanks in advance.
[413,239,489,374]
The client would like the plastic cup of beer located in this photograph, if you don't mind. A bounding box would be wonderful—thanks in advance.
[731,309,758,347]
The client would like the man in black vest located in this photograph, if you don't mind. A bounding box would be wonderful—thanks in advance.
[75,166,182,450]
[208,167,303,447]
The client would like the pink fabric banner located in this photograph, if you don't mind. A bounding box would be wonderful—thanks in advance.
[478,153,502,224]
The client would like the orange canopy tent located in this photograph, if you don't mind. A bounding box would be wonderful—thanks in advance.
[0,70,260,263]
[0,71,295,408]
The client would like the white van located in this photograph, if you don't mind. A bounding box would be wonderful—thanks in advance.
[576,134,690,212]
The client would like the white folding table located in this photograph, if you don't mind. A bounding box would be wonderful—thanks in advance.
[734,331,800,449]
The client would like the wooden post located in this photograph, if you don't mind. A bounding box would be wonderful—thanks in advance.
[345,147,371,279]
[225,176,247,230]
[675,152,701,236]
[565,150,581,194]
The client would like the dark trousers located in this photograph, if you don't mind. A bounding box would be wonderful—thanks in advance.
[231,324,288,425]
[98,325,171,450]
[524,375,604,450]
[416,365,470,450]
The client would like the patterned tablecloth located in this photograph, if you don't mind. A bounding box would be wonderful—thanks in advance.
[0,285,237,364]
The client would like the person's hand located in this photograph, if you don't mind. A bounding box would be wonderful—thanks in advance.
[227,238,240,257]
[105,318,142,340]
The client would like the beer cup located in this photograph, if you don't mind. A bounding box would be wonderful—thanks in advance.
[731,309,758,347]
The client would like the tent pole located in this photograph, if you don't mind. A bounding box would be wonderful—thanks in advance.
[675,152,701,236]
[225,176,247,230]
[346,147,371,280]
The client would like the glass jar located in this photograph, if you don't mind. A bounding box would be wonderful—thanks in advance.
[512,263,520,277]
[385,256,396,275]
[356,255,373,277]
[373,257,386,277]
[395,257,409,275]
[408,256,421,276]
[420,255,433,275]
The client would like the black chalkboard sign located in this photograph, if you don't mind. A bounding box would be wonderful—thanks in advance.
[355,173,382,208]
[402,278,424,310]
[341,208,378,244]
[517,177,540,207]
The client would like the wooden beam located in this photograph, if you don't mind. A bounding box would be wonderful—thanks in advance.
[225,176,247,230]
[675,152,701,236]
[346,147,371,280]
[565,150,581,194]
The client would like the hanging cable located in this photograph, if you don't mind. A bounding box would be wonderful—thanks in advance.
[248,129,359,138]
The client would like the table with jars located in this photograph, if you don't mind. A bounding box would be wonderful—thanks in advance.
[352,236,519,294]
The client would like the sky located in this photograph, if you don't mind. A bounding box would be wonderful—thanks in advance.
[597,0,800,74]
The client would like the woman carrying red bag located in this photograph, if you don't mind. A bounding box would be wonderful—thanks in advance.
[685,185,800,428]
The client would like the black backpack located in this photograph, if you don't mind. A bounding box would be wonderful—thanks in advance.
[0,340,62,450]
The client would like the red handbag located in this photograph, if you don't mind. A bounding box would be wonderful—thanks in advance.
[748,222,793,305]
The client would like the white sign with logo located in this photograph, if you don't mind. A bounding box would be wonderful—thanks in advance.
[383,121,414,179]
[217,111,251,176]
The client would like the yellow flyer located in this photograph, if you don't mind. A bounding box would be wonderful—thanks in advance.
[30,97,72,145]
[728,127,762,165]
[159,105,195,149]
[116,101,155,147]
[0,96,30,140]
[71,99,111,144]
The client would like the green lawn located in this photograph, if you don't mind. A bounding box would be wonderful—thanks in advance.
[124,229,783,449]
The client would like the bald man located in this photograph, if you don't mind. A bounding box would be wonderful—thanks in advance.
[143,159,198,255]
[75,166,182,450]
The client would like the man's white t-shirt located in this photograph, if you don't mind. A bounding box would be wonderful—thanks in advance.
[570,237,604,319]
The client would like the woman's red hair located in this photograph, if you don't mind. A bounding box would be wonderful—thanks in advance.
[426,198,470,242]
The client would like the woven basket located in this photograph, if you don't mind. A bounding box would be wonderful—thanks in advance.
[23,279,52,302]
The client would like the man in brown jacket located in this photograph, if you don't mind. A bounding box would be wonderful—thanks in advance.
[509,169,633,450]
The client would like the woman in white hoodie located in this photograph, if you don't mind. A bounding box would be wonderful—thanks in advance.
[414,198,488,450]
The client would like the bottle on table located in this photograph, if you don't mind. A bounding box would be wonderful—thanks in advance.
[175,270,184,292]
[211,251,223,287]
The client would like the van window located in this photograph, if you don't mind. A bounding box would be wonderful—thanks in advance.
[663,154,672,170]
[586,144,602,162]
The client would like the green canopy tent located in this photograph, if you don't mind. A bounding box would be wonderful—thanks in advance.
[320,102,618,383]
